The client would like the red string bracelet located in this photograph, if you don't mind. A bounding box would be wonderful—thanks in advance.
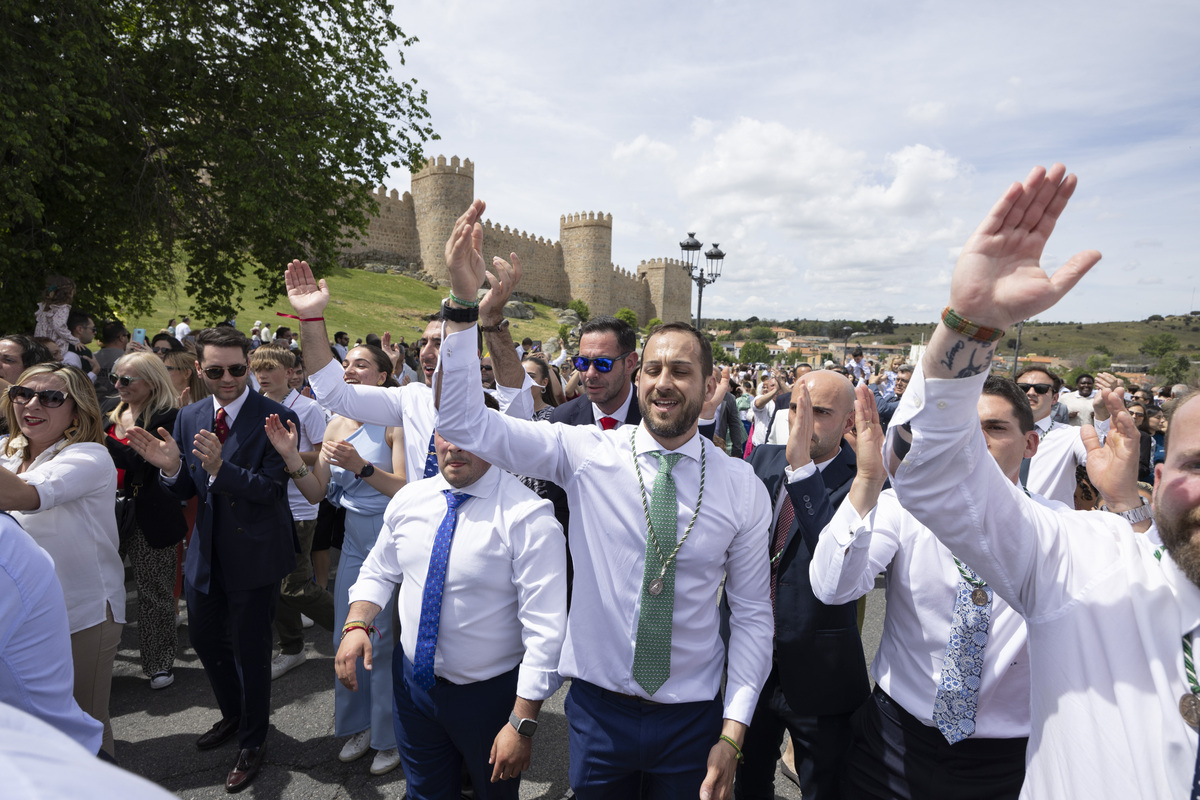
[276,312,325,322]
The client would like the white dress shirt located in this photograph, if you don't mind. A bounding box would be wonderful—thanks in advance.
[810,488,1032,739]
[349,465,567,701]
[1027,416,1087,507]
[1,440,126,633]
[308,360,533,483]
[435,323,773,724]
[889,364,1200,799]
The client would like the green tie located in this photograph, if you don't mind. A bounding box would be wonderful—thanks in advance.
[632,451,683,695]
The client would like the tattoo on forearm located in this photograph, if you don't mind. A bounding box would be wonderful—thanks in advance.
[954,344,994,378]
[940,341,964,370]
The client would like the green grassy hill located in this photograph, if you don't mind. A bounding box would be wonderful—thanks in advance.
[120,267,567,347]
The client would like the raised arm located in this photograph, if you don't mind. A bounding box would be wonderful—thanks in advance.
[285,259,335,375]
[922,164,1101,383]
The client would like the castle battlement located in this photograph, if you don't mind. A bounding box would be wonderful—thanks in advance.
[413,155,474,179]
[560,211,613,228]
[342,155,690,326]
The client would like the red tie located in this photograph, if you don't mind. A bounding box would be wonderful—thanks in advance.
[770,493,794,613]
[214,408,230,444]
[599,416,619,431]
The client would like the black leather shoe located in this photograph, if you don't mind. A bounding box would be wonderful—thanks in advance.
[196,717,240,751]
[225,745,265,793]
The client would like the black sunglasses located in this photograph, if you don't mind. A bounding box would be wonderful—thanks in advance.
[7,386,69,408]
[109,374,145,387]
[202,364,249,380]
[573,352,633,373]
[1017,382,1054,395]
[152,346,173,355]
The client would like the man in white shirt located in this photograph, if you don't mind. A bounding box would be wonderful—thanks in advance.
[175,316,192,341]
[887,163,1200,799]
[334,423,566,799]
[283,258,532,484]
[1014,365,1088,506]
[1060,373,1096,427]
[250,346,334,681]
[435,199,773,799]
[812,377,1042,799]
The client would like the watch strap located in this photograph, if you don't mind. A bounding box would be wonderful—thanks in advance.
[441,298,480,324]
[508,712,537,737]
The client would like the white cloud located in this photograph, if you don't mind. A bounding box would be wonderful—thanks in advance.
[906,101,948,124]
[612,134,677,163]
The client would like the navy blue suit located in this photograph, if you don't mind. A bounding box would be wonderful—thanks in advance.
[549,390,642,428]
[164,390,298,748]
[735,443,870,800]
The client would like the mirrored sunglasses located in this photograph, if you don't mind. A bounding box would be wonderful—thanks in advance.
[572,352,633,373]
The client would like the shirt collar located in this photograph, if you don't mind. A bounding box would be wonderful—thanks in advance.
[1159,546,1200,638]
[815,445,841,473]
[431,463,500,500]
[593,385,634,428]
[632,422,703,463]
[211,386,251,423]
[1035,415,1053,434]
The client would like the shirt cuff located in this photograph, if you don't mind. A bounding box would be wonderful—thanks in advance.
[784,462,816,483]
[347,573,394,610]
[438,324,480,370]
[516,665,564,702]
[890,362,987,433]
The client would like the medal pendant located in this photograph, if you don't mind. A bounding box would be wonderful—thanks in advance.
[1180,693,1200,730]
[648,578,664,596]
[970,587,989,606]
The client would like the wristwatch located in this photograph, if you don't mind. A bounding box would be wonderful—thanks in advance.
[508,712,537,738]
[287,464,309,480]
[441,298,480,323]
[1101,495,1152,525]
[480,318,510,333]
[355,462,376,480]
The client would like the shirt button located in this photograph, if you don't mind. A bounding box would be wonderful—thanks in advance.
[937,401,947,409]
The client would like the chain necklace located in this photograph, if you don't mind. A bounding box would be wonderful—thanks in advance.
[631,427,705,596]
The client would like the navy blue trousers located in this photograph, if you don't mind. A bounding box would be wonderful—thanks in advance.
[392,654,520,800]
[185,576,278,749]
[566,679,723,799]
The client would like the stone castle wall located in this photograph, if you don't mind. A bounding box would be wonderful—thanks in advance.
[341,155,691,325]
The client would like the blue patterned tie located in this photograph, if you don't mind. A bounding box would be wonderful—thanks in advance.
[932,564,992,744]
[423,432,438,478]
[412,490,469,690]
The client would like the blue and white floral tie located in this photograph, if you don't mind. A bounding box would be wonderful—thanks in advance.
[932,564,992,744]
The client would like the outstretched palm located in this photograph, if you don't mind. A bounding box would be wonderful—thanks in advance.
[285,259,330,318]
[950,164,1101,330]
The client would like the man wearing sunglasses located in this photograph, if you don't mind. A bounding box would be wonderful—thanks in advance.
[1014,366,1089,507]
[550,317,640,431]
[127,325,299,793]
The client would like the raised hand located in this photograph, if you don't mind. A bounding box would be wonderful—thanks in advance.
[1083,389,1143,511]
[127,426,183,476]
[284,259,331,318]
[264,414,300,459]
[949,164,1101,330]
[785,380,815,470]
[192,429,225,475]
[444,199,488,302]
[480,252,523,325]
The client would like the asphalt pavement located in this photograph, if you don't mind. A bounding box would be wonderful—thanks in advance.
[109,567,886,799]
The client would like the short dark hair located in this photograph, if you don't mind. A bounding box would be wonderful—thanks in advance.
[150,332,183,351]
[66,310,93,332]
[1075,373,1094,384]
[983,376,1035,434]
[274,326,293,339]
[0,335,53,369]
[643,321,713,377]
[101,321,129,345]
[334,331,348,341]
[194,326,251,362]
[580,315,636,355]
[364,333,382,348]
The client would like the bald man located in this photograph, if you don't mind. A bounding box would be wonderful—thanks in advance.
[735,371,870,800]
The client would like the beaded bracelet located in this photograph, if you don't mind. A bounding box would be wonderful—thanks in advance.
[941,307,1005,343]
[448,291,480,308]
[718,734,744,762]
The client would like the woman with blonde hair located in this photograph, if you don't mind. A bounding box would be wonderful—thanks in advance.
[162,346,209,405]
[0,363,125,757]
[104,352,187,689]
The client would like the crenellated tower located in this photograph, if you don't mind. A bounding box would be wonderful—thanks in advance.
[560,211,614,318]
[410,156,475,282]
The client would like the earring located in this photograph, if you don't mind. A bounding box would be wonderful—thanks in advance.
[65,419,80,438]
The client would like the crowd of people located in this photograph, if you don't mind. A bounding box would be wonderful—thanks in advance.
[1,164,1197,800]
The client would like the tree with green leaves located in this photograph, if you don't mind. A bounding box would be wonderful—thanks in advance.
[1,0,435,333]
[1140,333,1180,360]
[747,326,776,341]
[614,307,638,331]
[739,341,771,365]
[646,317,663,331]
[567,299,590,323]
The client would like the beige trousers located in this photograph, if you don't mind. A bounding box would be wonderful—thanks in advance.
[70,602,124,757]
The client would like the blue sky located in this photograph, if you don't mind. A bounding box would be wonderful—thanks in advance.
[384,0,1200,323]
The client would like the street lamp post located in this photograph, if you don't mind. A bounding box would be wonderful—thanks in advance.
[842,326,853,363]
[679,233,725,333]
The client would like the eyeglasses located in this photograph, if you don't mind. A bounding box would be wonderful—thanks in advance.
[573,352,633,373]
[480,365,493,371]
[1129,410,1146,418]
[152,346,173,356]
[7,386,68,408]
[201,364,249,380]
[110,374,145,387]
[1017,383,1054,395]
